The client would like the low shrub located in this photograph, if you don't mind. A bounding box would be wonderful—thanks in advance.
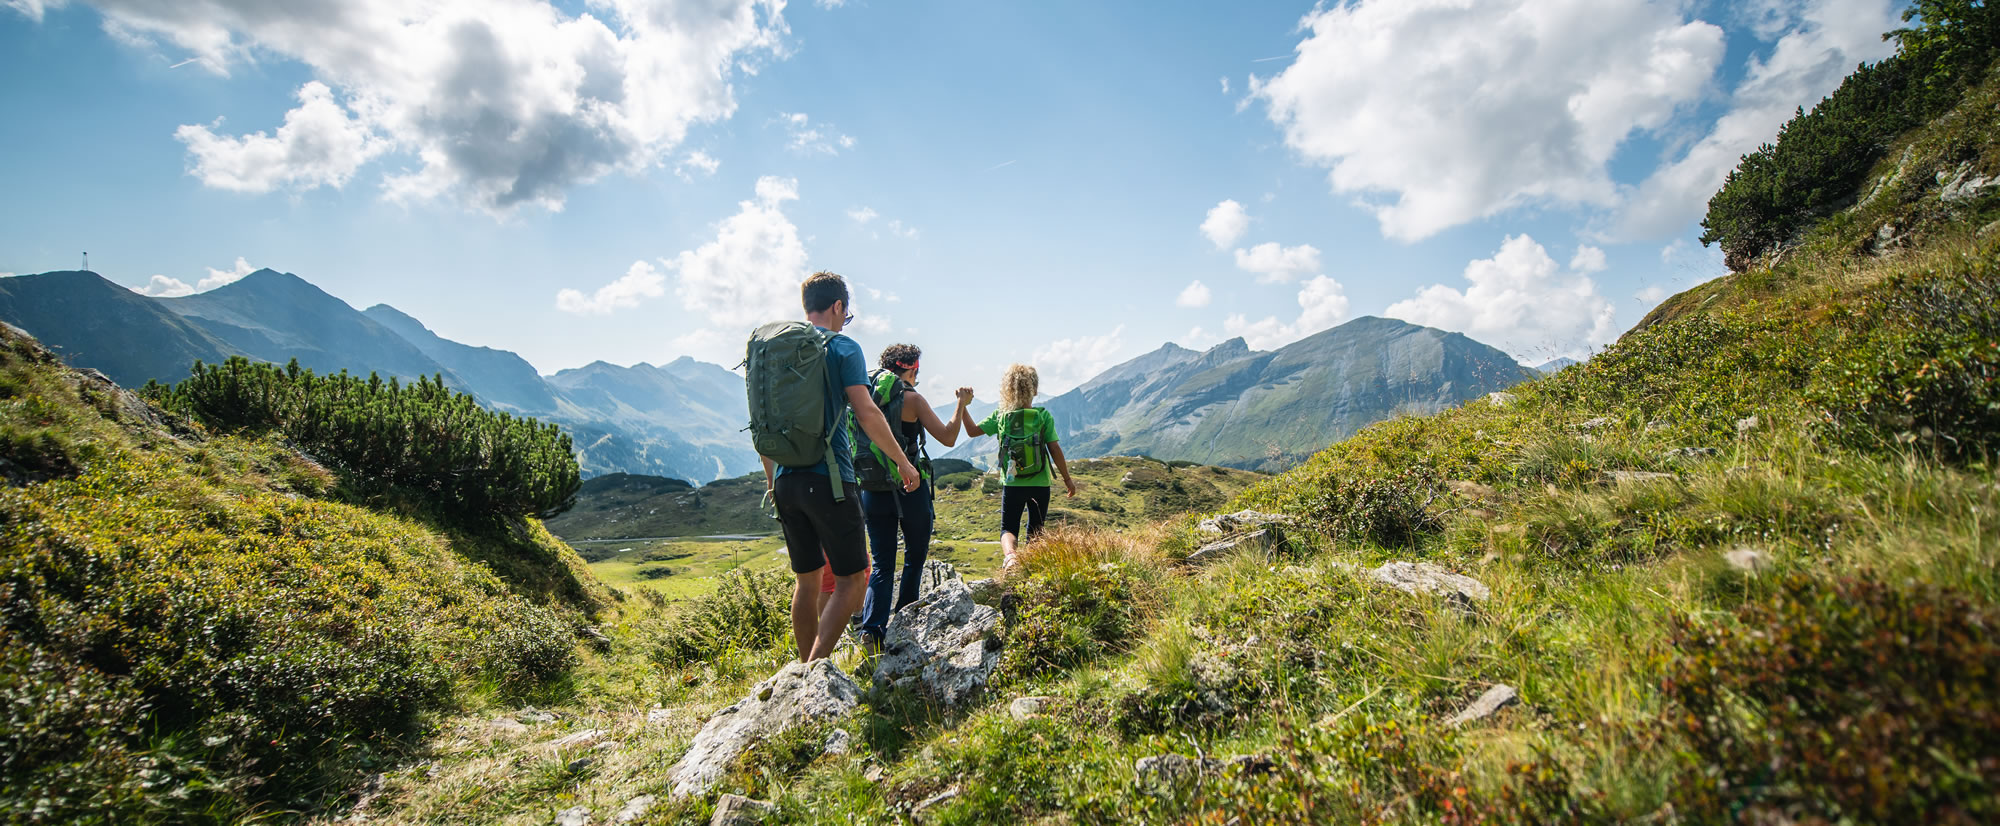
[1661,574,2000,824]
[1299,466,1448,549]
[937,471,977,491]
[476,601,582,698]
[1001,527,1163,679]
[645,568,793,670]
[1812,263,2000,459]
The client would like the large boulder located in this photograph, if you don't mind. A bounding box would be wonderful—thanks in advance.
[1366,562,1490,604]
[1186,528,1288,565]
[1445,684,1520,727]
[667,659,860,799]
[1197,509,1294,535]
[873,567,1002,709]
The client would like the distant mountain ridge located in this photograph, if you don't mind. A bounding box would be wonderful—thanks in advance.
[945,316,1536,471]
[0,268,756,482]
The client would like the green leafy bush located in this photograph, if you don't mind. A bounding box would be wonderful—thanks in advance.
[1002,561,1143,679]
[937,470,977,491]
[147,357,580,519]
[645,568,793,669]
[476,601,582,697]
[1661,574,2000,824]
[1812,264,2000,458]
[1299,466,1447,549]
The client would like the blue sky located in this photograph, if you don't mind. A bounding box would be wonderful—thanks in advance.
[0,0,1905,399]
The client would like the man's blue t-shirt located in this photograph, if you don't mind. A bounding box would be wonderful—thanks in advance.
[777,329,867,483]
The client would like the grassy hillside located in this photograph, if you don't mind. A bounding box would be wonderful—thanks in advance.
[0,324,610,823]
[336,50,2000,826]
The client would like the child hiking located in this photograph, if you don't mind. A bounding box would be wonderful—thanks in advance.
[964,363,1077,569]
[747,272,919,662]
[853,344,972,650]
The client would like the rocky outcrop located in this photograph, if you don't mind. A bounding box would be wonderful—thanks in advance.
[668,659,861,799]
[872,566,1003,709]
[1187,528,1287,565]
[1197,509,1295,535]
[710,794,776,825]
[1366,561,1490,604]
[1133,753,1277,791]
[1446,684,1520,727]
[1188,510,1295,565]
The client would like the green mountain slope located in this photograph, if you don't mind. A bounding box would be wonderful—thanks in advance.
[362,303,563,415]
[161,269,458,385]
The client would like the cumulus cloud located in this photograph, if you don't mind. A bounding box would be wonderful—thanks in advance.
[846,206,878,225]
[555,260,667,315]
[674,150,720,180]
[1222,275,1350,350]
[780,111,854,155]
[1252,0,1724,241]
[175,81,386,192]
[1233,242,1321,284]
[1383,234,1617,360]
[1030,325,1129,396]
[846,206,917,240]
[1200,199,1249,249]
[667,176,809,331]
[1569,245,1608,273]
[131,256,258,297]
[1612,0,1899,239]
[35,0,790,213]
[1219,76,1230,94]
[1177,280,1213,308]
[1636,285,1668,303]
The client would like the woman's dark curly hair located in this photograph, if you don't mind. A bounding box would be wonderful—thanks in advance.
[879,343,922,372]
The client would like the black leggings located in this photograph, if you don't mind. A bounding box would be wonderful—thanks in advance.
[1001,485,1051,539]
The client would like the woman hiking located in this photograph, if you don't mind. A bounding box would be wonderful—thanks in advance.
[964,363,1077,570]
[857,344,973,650]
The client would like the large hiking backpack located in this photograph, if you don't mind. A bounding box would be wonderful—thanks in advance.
[853,370,929,493]
[744,321,845,499]
[998,407,1050,481]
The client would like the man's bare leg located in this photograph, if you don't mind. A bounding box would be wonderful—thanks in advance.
[792,571,821,662]
[808,571,868,661]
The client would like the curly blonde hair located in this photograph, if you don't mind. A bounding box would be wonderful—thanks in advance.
[998,363,1039,411]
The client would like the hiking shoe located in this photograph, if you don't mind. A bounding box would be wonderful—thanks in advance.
[860,629,884,657]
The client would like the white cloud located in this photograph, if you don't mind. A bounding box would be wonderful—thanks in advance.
[131,256,258,297]
[780,111,854,155]
[815,0,845,8]
[1636,285,1668,303]
[555,260,666,315]
[1251,0,1724,241]
[1200,199,1249,250]
[1233,242,1321,284]
[846,206,878,225]
[41,0,790,213]
[1179,326,1222,350]
[1218,76,1230,94]
[886,219,917,240]
[1222,275,1350,350]
[675,150,719,180]
[846,206,917,240]
[1383,234,1617,360]
[1569,245,1608,273]
[1611,0,1899,239]
[667,175,808,333]
[1177,280,1213,308]
[175,81,386,192]
[1030,325,1128,396]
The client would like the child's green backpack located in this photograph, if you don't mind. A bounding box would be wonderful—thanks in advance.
[998,407,1050,480]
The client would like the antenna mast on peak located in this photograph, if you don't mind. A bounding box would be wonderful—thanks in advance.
[81,252,88,272]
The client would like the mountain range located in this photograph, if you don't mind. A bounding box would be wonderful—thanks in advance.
[0,269,756,482]
[940,316,1537,471]
[0,268,1537,479]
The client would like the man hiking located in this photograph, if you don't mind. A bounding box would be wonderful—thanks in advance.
[854,343,973,651]
[750,272,919,662]
[963,363,1077,570]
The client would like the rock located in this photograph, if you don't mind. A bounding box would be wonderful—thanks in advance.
[1723,548,1771,574]
[489,716,528,733]
[1486,391,1516,407]
[1939,161,1998,204]
[1446,684,1520,727]
[864,764,886,783]
[611,795,657,824]
[1134,753,1276,791]
[1368,562,1490,603]
[965,578,1000,605]
[710,794,776,826]
[1185,527,1288,565]
[646,707,673,726]
[565,757,595,774]
[548,729,607,749]
[554,805,591,826]
[1646,419,1669,433]
[1009,696,1053,721]
[517,708,560,725]
[873,569,1002,709]
[1445,480,1497,501]
[593,740,620,752]
[1197,509,1295,535]
[1736,415,1760,435]
[581,625,613,650]
[1663,447,1717,460]
[823,728,850,755]
[1578,417,1614,431]
[668,659,861,798]
[1604,471,1678,484]
[913,786,960,814]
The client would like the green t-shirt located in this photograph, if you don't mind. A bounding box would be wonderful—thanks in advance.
[979,407,1060,486]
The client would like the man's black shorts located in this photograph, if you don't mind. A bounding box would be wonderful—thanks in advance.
[774,472,869,577]
[1001,484,1051,539]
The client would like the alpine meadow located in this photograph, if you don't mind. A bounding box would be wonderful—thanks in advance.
[2,1,1999,825]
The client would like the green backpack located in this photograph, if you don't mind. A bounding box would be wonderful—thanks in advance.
[998,407,1050,481]
[744,321,845,500]
[852,371,929,494]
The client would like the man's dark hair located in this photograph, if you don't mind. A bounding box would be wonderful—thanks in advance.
[879,343,921,372]
[802,271,849,314]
